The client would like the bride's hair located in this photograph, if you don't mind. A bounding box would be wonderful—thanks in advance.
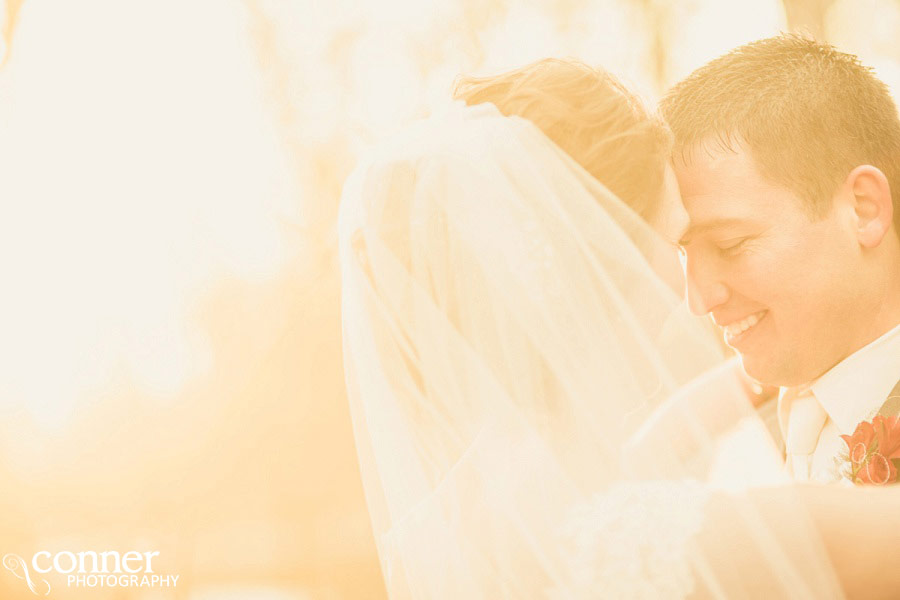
[453,58,671,220]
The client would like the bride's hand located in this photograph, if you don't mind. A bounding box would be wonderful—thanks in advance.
[623,358,760,474]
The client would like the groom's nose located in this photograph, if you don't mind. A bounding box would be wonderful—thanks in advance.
[684,259,730,316]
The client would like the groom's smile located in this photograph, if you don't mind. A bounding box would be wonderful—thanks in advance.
[717,309,768,348]
[674,142,874,387]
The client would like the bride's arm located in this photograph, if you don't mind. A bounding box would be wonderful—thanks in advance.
[626,357,763,467]
[795,485,900,599]
[696,485,900,600]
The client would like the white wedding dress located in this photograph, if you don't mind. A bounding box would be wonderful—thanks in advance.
[338,102,844,598]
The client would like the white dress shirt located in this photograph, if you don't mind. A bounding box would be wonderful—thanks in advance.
[777,322,900,482]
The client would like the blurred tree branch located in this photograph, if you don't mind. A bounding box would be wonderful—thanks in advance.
[782,0,835,39]
[635,0,674,96]
[1,0,24,66]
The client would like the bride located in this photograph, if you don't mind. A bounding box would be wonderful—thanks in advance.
[338,58,899,599]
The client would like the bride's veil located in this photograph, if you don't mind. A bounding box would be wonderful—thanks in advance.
[338,102,843,598]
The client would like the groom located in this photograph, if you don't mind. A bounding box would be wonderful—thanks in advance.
[661,35,900,482]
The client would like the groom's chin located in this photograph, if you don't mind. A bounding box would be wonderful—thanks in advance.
[736,352,794,388]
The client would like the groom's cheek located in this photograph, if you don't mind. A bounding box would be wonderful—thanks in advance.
[682,260,712,316]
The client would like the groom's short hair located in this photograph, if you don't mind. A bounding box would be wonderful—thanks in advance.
[661,34,900,229]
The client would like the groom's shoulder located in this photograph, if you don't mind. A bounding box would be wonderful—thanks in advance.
[877,378,900,417]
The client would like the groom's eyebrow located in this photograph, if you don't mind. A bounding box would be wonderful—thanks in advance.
[677,217,749,246]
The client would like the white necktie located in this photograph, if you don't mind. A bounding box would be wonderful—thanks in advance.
[783,387,828,481]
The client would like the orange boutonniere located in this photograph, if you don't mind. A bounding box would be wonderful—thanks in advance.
[840,415,900,485]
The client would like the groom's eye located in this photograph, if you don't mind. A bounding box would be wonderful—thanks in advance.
[716,238,748,257]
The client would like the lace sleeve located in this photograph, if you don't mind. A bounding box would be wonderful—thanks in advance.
[548,480,709,600]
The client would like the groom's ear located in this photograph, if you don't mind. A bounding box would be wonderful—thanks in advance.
[845,165,894,249]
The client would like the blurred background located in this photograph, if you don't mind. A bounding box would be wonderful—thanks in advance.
[0,0,898,598]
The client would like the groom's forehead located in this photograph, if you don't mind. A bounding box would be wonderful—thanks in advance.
[675,144,797,212]
[674,142,767,192]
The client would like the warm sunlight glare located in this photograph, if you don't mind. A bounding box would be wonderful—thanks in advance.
[0,0,297,427]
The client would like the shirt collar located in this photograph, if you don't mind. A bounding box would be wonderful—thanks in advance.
[810,322,900,434]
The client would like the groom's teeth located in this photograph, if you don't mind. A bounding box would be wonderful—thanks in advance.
[724,311,764,338]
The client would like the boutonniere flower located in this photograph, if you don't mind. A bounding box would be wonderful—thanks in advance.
[840,415,900,485]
